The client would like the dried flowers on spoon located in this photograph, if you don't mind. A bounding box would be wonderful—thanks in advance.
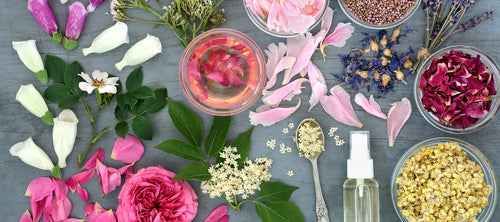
[414,0,493,70]
[333,27,415,96]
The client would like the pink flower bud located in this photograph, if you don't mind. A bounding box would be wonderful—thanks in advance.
[65,2,88,41]
[27,0,58,35]
[87,0,105,13]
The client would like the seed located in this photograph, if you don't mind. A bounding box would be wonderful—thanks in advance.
[344,0,417,26]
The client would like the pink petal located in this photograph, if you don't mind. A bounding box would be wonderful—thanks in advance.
[62,219,84,222]
[96,160,122,196]
[219,215,229,222]
[287,14,315,34]
[307,62,327,111]
[204,205,228,222]
[78,82,95,94]
[52,178,68,202]
[51,197,71,221]
[25,177,53,202]
[320,7,334,35]
[43,213,54,222]
[387,98,412,147]
[76,184,89,202]
[249,99,301,127]
[206,70,229,87]
[262,78,307,107]
[20,210,33,222]
[321,85,363,128]
[264,42,287,79]
[81,148,104,170]
[284,32,323,84]
[65,178,78,193]
[225,71,245,87]
[118,164,134,175]
[71,169,95,185]
[266,56,296,90]
[354,93,387,119]
[40,193,53,215]
[87,203,116,222]
[111,134,144,164]
[321,22,355,56]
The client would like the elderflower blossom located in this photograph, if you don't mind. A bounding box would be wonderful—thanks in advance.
[287,170,294,177]
[282,128,289,134]
[288,122,294,129]
[266,139,276,149]
[201,146,272,203]
[296,121,324,158]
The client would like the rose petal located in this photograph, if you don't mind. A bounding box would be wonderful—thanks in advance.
[76,184,89,202]
[111,135,144,164]
[52,178,68,202]
[387,98,412,147]
[219,215,230,222]
[20,210,33,222]
[262,78,308,107]
[96,160,121,196]
[204,205,228,222]
[70,169,95,185]
[51,197,71,221]
[225,71,245,88]
[25,177,53,202]
[87,202,116,222]
[266,56,296,90]
[81,148,104,170]
[284,33,323,84]
[118,164,134,175]
[249,99,301,127]
[307,62,327,111]
[84,203,95,216]
[354,93,387,119]
[62,218,84,222]
[321,85,363,128]
[321,22,355,57]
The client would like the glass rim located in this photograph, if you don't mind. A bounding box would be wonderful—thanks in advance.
[179,28,266,116]
[337,0,422,30]
[413,45,500,134]
[390,137,498,222]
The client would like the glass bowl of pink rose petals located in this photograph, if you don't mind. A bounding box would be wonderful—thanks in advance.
[414,45,500,134]
[243,0,330,38]
[338,0,421,30]
[179,28,266,116]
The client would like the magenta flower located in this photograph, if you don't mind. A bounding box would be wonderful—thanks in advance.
[116,166,198,222]
[27,0,61,44]
[111,134,144,164]
[87,0,105,13]
[63,2,88,50]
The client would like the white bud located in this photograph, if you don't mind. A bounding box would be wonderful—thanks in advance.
[53,110,79,168]
[10,137,54,171]
[16,84,50,118]
[12,40,47,83]
[82,21,129,56]
[115,33,162,71]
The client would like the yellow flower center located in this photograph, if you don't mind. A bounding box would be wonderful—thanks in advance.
[92,79,104,88]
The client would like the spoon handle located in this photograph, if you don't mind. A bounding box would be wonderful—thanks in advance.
[310,158,330,222]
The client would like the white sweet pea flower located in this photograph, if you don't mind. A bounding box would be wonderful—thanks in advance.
[78,70,120,94]
[53,110,79,168]
[10,137,55,171]
[16,84,54,125]
[12,40,48,84]
[82,21,129,56]
[115,33,162,71]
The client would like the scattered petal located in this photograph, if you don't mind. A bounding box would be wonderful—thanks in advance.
[249,99,301,127]
[76,184,89,202]
[284,33,322,84]
[204,205,228,222]
[321,85,363,128]
[387,98,412,147]
[52,178,68,202]
[70,169,95,185]
[81,148,104,170]
[25,177,53,202]
[84,203,94,216]
[111,134,144,164]
[307,62,327,111]
[321,22,355,57]
[354,93,387,119]
[262,78,308,107]
[118,164,134,175]
[51,197,71,221]
[20,210,33,222]
[266,56,296,90]
[96,160,121,196]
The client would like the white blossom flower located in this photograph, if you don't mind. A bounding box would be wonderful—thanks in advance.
[78,70,119,94]
[287,170,294,177]
[53,110,79,168]
[16,84,53,125]
[82,22,129,56]
[10,137,54,171]
[12,40,47,83]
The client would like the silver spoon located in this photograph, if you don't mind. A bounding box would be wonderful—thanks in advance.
[295,118,330,222]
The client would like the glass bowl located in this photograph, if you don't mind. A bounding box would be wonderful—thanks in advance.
[179,28,266,116]
[243,0,330,38]
[338,0,421,29]
[391,137,498,222]
[414,45,500,134]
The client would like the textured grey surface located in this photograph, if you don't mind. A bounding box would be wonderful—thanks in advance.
[1,0,500,221]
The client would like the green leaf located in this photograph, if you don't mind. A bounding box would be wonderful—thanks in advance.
[204,116,231,156]
[116,94,126,110]
[132,86,154,99]
[173,163,211,181]
[126,67,143,91]
[45,55,66,82]
[58,95,80,109]
[114,105,128,122]
[64,61,84,89]
[132,115,153,140]
[259,182,299,203]
[129,100,143,115]
[255,202,304,222]
[228,127,254,167]
[155,139,203,161]
[123,92,138,108]
[41,111,54,125]
[144,88,168,114]
[44,83,70,102]
[35,69,48,84]
[115,121,129,138]
[168,99,202,147]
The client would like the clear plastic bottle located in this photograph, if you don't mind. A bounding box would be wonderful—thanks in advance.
[343,131,379,222]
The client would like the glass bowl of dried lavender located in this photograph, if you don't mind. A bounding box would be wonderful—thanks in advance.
[414,45,500,134]
[338,0,421,29]
[243,0,330,38]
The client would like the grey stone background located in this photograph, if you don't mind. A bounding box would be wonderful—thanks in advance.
[1,0,499,221]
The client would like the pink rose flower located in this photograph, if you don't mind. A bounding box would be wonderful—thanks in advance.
[116,166,198,222]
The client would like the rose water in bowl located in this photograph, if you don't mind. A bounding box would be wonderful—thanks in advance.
[180,29,266,116]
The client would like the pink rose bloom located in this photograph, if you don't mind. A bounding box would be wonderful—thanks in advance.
[116,166,198,222]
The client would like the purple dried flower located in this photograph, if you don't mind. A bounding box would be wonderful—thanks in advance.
[27,0,61,43]
[87,0,105,13]
[63,2,88,50]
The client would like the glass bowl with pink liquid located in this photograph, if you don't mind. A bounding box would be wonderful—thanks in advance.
[179,28,266,116]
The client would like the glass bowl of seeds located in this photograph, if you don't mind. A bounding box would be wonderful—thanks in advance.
[391,137,497,222]
[338,0,421,29]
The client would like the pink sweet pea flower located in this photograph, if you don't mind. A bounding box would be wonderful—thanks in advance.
[262,78,308,107]
[354,93,387,119]
[111,134,144,164]
[81,148,104,170]
[321,85,363,128]
[249,99,301,127]
[20,210,33,222]
[87,0,105,12]
[96,160,121,196]
[205,205,229,222]
[387,98,412,147]
[27,0,61,43]
[307,62,327,111]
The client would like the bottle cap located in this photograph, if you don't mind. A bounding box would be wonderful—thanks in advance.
[347,131,374,179]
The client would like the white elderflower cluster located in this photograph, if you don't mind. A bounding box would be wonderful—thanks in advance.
[328,126,345,147]
[266,139,276,149]
[296,121,324,158]
[201,146,272,203]
[282,127,289,134]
